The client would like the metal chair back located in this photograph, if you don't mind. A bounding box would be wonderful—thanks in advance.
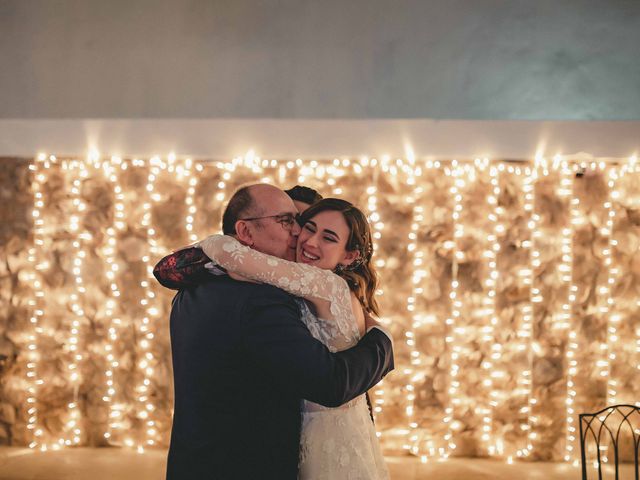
[579,404,640,480]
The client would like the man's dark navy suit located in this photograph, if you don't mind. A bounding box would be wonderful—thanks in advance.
[166,275,394,480]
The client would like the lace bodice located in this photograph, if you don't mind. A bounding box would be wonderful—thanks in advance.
[198,234,361,352]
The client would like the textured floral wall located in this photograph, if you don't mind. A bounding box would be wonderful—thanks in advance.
[0,154,638,462]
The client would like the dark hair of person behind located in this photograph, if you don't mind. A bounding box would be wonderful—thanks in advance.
[221,186,257,235]
[299,198,380,316]
[285,185,323,205]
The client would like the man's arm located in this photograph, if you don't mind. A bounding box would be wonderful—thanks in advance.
[242,291,394,408]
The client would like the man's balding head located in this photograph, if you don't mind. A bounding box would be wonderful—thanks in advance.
[222,185,258,235]
[221,184,300,261]
[222,184,293,234]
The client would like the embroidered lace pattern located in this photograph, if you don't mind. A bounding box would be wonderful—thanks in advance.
[197,234,362,350]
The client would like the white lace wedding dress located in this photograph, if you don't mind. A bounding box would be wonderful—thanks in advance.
[198,235,390,480]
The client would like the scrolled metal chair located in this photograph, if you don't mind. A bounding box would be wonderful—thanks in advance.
[579,404,640,480]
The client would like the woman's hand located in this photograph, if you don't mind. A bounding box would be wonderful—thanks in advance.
[364,311,383,331]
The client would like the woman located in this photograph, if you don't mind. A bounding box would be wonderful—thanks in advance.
[155,198,389,479]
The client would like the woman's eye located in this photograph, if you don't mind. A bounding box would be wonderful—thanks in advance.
[304,224,315,232]
[324,236,337,243]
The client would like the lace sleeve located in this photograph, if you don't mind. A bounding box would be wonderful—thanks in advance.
[198,234,360,342]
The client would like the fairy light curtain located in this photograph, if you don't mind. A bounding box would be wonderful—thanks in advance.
[5,152,640,463]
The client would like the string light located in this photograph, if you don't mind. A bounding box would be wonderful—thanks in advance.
[134,156,163,451]
[555,162,574,332]
[17,153,640,460]
[544,159,577,463]
[25,153,50,450]
[483,162,503,457]
[519,160,540,458]
[611,155,640,407]
[442,160,464,460]
[117,157,137,451]
[627,157,640,399]
[564,171,582,462]
[183,158,199,244]
[215,160,232,203]
[601,168,619,405]
[403,168,421,455]
[62,157,90,447]
[102,156,126,443]
[412,160,442,459]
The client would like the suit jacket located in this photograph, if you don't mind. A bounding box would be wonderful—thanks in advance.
[165,273,394,480]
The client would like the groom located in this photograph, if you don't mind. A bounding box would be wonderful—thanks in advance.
[161,184,394,480]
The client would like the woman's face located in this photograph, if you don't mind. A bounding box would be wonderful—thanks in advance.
[296,210,358,270]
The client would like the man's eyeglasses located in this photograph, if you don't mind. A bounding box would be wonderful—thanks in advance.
[240,213,302,230]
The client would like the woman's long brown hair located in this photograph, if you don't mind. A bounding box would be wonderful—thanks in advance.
[299,198,380,316]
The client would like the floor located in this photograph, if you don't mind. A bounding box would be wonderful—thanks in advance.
[0,447,631,479]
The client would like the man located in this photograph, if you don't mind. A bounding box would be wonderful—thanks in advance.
[157,184,394,480]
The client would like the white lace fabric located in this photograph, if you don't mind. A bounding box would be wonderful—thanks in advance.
[198,234,361,350]
[198,234,389,479]
[299,377,388,480]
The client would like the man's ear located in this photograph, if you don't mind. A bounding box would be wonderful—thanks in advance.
[340,249,360,268]
[234,221,254,246]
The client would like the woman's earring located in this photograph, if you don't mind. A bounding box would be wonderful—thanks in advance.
[334,264,345,274]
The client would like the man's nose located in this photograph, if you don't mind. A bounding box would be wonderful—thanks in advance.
[291,222,301,236]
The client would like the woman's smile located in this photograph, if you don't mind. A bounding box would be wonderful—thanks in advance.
[299,246,321,264]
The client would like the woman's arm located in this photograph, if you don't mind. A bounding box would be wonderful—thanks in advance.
[198,234,361,341]
[242,290,394,408]
[153,247,215,289]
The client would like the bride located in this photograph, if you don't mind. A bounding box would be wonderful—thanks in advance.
[155,197,390,479]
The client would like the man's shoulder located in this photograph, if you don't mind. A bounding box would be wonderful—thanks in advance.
[196,276,298,303]
[242,282,299,307]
